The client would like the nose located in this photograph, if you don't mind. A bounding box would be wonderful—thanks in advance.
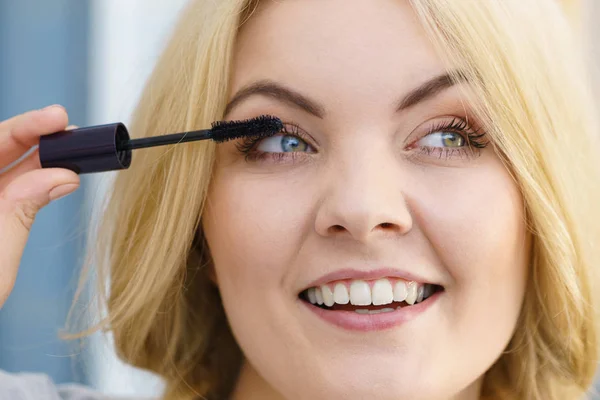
[314,143,413,243]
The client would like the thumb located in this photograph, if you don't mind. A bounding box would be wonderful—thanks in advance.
[0,168,79,305]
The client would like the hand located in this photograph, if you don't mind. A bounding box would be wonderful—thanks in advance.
[0,105,80,308]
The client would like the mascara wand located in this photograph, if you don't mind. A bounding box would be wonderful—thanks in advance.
[39,115,283,175]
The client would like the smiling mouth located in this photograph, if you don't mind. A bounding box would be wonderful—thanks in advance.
[299,280,444,314]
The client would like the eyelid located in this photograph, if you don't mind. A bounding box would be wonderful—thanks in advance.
[282,121,317,143]
[267,121,318,151]
[404,116,475,146]
[234,120,315,156]
[235,114,487,165]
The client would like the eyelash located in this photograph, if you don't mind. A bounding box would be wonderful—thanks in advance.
[235,122,311,163]
[408,117,489,161]
[234,117,489,163]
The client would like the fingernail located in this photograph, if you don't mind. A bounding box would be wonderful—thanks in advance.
[42,104,65,112]
[49,183,79,201]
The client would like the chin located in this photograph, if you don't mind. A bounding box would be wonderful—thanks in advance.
[292,381,445,400]
[285,362,452,400]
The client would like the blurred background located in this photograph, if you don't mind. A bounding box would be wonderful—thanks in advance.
[0,0,598,398]
[0,0,190,396]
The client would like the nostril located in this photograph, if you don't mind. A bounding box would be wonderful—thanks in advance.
[331,225,345,232]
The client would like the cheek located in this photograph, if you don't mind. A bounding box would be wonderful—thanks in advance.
[420,167,528,288]
[202,171,311,296]
[201,169,316,382]
[412,162,529,345]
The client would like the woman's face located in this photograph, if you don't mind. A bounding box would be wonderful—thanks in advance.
[202,1,530,399]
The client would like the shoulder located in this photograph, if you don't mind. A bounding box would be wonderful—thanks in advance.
[0,369,135,400]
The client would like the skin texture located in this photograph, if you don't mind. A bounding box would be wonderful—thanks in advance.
[202,1,531,399]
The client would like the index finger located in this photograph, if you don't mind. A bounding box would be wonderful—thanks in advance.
[0,105,69,168]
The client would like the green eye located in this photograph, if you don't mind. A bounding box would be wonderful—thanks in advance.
[441,132,466,147]
[418,131,466,148]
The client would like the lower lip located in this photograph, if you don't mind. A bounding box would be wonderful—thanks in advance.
[300,291,441,332]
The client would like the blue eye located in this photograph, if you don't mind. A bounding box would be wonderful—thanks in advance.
[235,122,315,163]
[256,134,312,153]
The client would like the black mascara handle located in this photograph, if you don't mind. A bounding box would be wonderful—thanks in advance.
[39,123,133,175]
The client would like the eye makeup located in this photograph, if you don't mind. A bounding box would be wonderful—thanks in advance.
[235,122,315,163]
[405,117,489,161]
[234,116,489,164]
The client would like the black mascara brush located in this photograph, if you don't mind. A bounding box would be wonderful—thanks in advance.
[38,115,283,175]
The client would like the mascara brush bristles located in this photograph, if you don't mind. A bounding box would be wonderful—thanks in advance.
[210,115,284,143]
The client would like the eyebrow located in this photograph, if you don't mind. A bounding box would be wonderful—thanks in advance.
[395,70,467,111]
[223,69,467,118]
[224,80,326,118]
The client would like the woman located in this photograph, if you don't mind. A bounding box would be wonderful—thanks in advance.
[1,0,599,399]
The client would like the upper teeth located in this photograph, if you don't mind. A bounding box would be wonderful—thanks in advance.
[306,279,434,307]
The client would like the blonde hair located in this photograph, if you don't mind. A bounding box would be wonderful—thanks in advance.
[69,0,600,399]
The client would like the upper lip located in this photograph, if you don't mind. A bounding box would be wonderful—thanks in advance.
[302,267,441,291]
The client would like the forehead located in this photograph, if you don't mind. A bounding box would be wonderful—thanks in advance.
[231,0,446,107]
